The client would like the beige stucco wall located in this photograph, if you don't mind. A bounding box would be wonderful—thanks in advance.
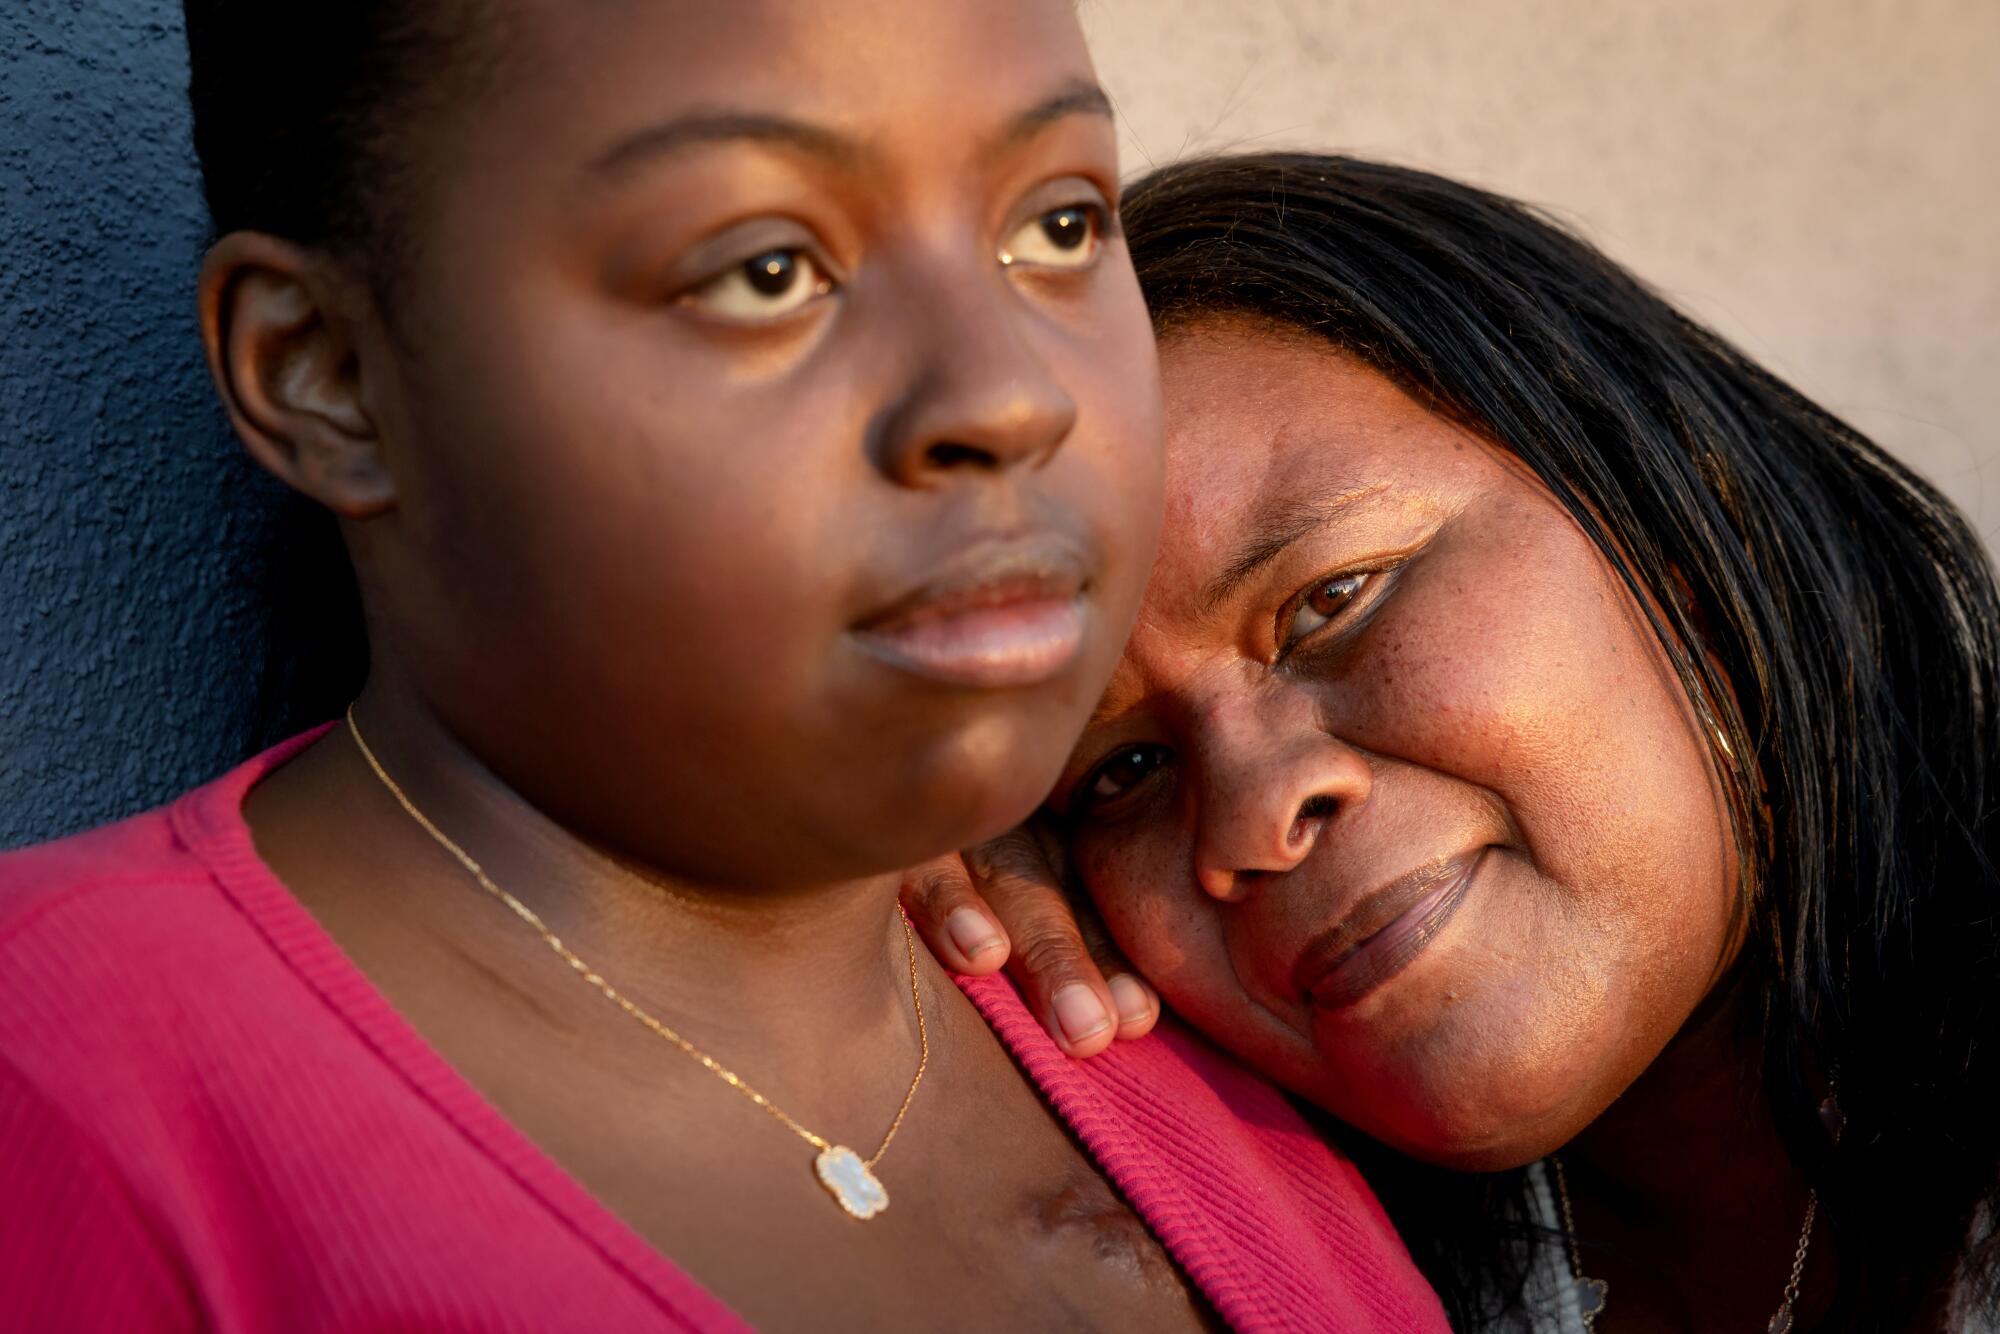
[1083,0,2000,551]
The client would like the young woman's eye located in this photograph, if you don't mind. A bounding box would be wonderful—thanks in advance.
[1281,572,1371,652]
[999,204,1105,271]
[1073,743,1173,816]
[682,248,834,322]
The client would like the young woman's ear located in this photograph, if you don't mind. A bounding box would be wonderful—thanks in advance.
[197,232,396,518]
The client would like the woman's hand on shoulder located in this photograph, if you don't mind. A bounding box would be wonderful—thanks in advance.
[900,822,1160,1057]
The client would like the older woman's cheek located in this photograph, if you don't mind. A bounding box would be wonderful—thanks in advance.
[1078,825,1177,958]
[1076,821,1325,1090]
[1295,494,1736,1160]
[1075,824,1229,1006]
[1339,497,1725,915]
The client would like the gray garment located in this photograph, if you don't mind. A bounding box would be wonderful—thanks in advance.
[1490,1161,1996,1333]
[1484,1160,1588,1334]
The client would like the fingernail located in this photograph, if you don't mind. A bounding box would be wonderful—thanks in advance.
[1052,984,1112,1044]
[1108,975,1154,1026]
[945,908,1005,960]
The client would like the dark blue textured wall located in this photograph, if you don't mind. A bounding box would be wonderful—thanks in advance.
[2,2,298,849]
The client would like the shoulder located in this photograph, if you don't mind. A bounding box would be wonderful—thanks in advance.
[0,728,331,982]
[0,746,323,1135]
[0,803,213,935]
[0,795,259,1112]
[0,802,245,1331]
[0,796,246,993]
[957,971,1451,1332]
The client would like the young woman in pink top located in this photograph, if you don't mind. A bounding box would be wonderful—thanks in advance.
[0,6,1444,1332]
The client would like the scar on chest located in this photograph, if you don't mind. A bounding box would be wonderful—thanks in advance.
[1029,1161,1183,1286]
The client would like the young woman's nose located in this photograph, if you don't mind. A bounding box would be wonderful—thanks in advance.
[1190,690,1373,902]
[870,271,1078,486]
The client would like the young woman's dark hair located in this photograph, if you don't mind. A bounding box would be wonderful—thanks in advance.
[179,1,475,742]
[182,1,504,265]
[1120,151,1999,1330]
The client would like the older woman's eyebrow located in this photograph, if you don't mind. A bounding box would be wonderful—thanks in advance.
[1200,484,1385,613]
[589,80,1113,180]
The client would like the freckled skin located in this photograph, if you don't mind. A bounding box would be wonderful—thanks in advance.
[1060,319,1738,1170]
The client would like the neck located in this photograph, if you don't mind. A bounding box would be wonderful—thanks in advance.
[1565,980,1772,1215]
[1560,979,1831,1326]
[339,674,922,1074]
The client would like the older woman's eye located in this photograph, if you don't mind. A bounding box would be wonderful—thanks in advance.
[999,204,1105,270]
[1074,743,1173,815]
[1282,573,1371,652]
[682,248,834,322]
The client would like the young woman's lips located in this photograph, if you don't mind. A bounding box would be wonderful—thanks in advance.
[1292,849,1485,1014]
[851,540,1091,690]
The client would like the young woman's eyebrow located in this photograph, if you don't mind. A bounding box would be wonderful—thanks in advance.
[588,81,1114,182]
[589,110,864,179]
[980,80,1116,163]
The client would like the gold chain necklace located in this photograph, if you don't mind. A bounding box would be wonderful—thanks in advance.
[1549,1152,1818,1333]
[346,707,928,1221]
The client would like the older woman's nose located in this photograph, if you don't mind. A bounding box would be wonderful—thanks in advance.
[1190,694,1373,902]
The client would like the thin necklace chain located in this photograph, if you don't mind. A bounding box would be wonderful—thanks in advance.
[1549,1152,1604,1333]
[1549,1151,1818,1333]
[1772,1191,1818,1325]
[345,707,930,1169]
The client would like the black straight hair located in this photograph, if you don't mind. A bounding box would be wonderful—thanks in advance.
[1120,151,2000,1331]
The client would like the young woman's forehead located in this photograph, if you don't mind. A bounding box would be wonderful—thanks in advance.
[498,0,1099,155]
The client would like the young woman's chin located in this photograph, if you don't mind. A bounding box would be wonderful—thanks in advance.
[813,632,1141,878]
[870,731,1087,874]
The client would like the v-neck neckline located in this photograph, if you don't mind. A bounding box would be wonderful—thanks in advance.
[170,727,1436,1333]
[174,725,753,1332]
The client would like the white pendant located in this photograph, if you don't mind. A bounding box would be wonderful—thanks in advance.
[814,1145,889,1220]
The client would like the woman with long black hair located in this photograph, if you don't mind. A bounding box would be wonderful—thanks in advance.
[912,152,2000,1331]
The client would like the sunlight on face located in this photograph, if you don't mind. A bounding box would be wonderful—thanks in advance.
[1056,319,1736,1169]
[356,0,1164,890]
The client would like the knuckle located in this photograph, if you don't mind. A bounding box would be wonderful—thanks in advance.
[965,834,1058,897]
[979,866,1059,914]
[1087,946,1133,981]
[1010,924,1086,980]
[904,858,972,914]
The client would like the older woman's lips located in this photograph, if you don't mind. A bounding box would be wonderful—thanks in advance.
[1293,849,1484,1013]
[852,541,1090,689]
